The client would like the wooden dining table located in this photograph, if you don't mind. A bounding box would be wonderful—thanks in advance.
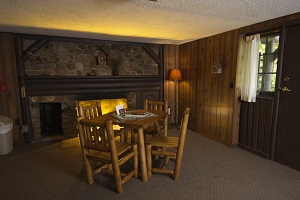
[83,109,167,182]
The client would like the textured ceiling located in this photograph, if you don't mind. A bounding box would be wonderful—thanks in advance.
[0,0,299,44]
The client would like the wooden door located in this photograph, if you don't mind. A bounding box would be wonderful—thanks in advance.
[275,24,300,170]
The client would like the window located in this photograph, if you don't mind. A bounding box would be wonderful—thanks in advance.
[257,32,280,93]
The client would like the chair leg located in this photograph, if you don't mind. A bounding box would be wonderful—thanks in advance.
[84,158,94,184]
[173,154,183,181]
[162,156,170,169]
[112,161,123,193]
[133,144,138,178]
[146,144,152,177]
[131,129,136,144]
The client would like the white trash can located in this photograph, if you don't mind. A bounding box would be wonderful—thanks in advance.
[0,115,13,155]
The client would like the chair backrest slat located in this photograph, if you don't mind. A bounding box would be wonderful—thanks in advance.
[144,100,168,136]
[78,104,101,119]
[77,117,110,152]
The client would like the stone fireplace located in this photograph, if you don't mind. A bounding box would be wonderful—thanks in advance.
[15,35,164,143]
[29,92,137,141]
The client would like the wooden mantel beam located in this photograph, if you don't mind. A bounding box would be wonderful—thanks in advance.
[141,45,160,65]
[23,39,49,61]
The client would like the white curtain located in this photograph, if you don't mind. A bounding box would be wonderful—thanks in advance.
[238,34,260,102]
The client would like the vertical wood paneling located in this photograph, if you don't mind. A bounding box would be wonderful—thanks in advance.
[178,13,300,147]
[211,35,220,138]
[178,31,239,146]
[178,44,187,125]
[188,41,198,130]
[229,29,240,144]
[216,33,225,140]
[196,39,207,133]
[227,30,240,144]
[164,45,171,121]
[203,37,214,135]
[0,33,22,143]
[221,31,234,143]
[184,42,191,126]
[0,37,9,115]
[164,45,179,124]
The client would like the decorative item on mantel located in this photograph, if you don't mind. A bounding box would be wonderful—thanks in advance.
[86,70,97,76]
[94,47,108,66]
[211,59,222,74]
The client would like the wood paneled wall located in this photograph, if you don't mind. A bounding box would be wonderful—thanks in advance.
[0,33,22,143]
[178,12,300,147]
[179,31,240,146]
[164,45,179,124]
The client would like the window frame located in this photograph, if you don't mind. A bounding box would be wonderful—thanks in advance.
[256,30,281,97]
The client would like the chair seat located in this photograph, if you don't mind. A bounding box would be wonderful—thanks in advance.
[77,118,138,193]
[147,135,179,148]
[145,108,190,181]
[86,142,132,162]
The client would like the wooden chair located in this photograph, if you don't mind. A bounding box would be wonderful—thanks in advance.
[78,104,125,142]
[77,117,138,193]
[143,100,168,136]
[130,100,168,144]
[146,107,190,181]
[78,103,101,118]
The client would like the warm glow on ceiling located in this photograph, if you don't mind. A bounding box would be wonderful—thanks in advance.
[0,0,299,44]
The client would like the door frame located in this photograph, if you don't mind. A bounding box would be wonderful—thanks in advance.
[269,26,286,160]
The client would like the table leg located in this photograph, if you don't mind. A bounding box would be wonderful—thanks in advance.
[123,126,129,144]
[138,127,148,182]
[154,121,161,135]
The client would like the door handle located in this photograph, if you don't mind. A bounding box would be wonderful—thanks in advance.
[281,87,291,92]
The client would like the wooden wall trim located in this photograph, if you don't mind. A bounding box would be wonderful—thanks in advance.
[23,76,162,96]
[240,12,300,35]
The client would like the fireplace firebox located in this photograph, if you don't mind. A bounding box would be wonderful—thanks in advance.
[39,103,63,137]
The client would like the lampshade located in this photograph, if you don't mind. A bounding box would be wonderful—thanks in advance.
[169,69,182,81]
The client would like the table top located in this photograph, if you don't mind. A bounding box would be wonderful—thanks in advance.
[80,110,167,129]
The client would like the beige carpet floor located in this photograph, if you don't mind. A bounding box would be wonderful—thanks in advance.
[0,128,299,200]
